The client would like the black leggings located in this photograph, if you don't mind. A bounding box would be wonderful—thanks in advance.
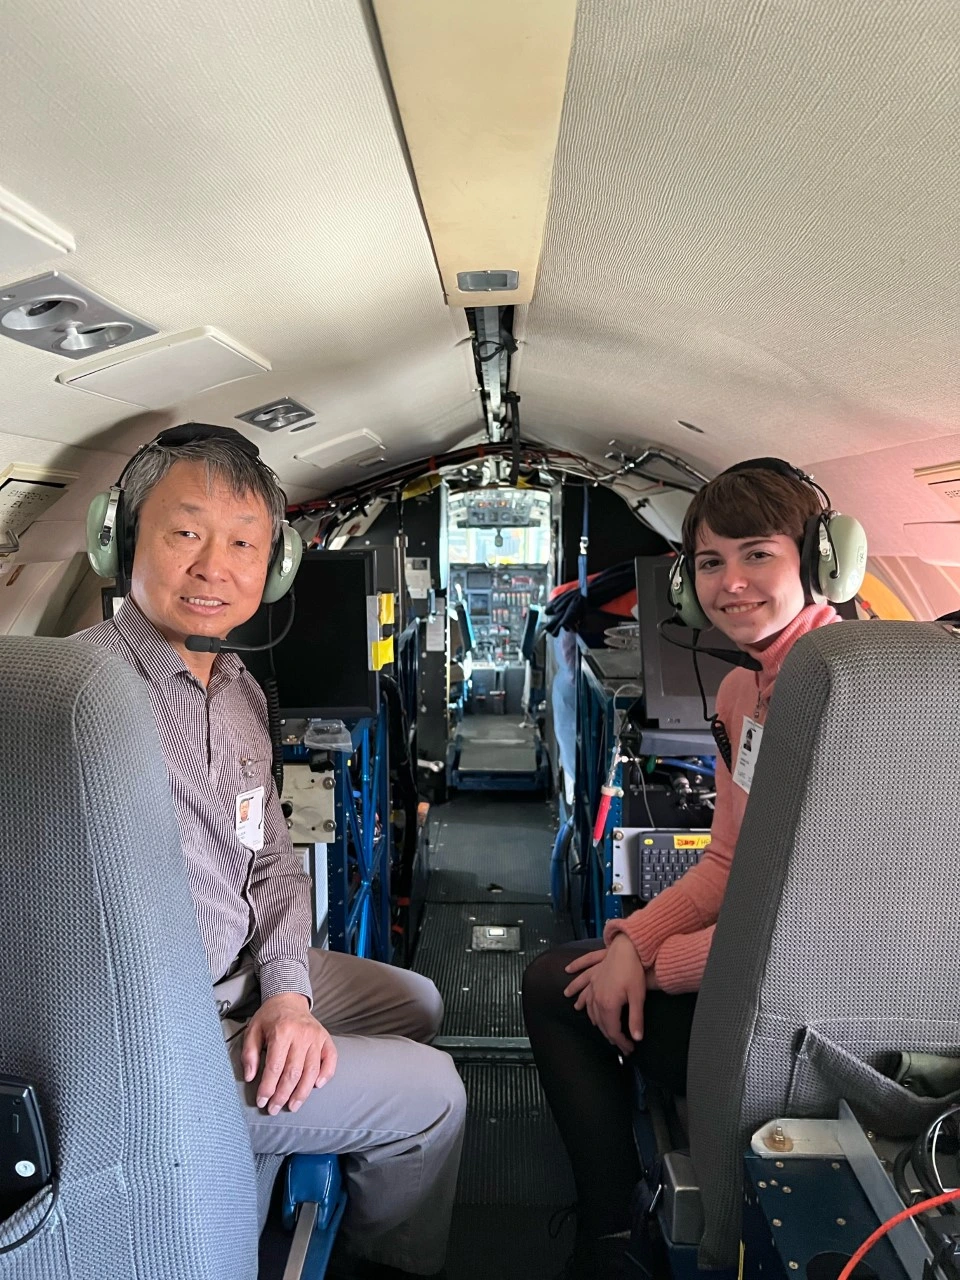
[522,940,697,1240]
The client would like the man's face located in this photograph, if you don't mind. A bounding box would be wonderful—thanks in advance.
[130,460,273,653]
[693,524,806,649]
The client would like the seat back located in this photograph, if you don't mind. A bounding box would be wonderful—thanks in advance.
[0,637,259,1279]
[687,621,960,1268]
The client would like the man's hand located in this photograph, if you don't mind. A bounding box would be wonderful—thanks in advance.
[240,993,337,1116]
[562,934,647,1055]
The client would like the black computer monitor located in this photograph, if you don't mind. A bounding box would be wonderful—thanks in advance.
[236,549,380,719]
[635,556,742,729]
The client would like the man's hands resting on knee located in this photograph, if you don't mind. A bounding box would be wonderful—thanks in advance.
[562,935,656,1056]
[241,994,338,1115]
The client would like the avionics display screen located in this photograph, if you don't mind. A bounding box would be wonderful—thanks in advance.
[635,557,742,730]
[236,550,379,719]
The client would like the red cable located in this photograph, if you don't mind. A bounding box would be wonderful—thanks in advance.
[837,1185,960,1280]
[592,793,612,845]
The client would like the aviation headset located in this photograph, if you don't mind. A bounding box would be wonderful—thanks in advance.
[666,456,867,631]
[85,423,303,602]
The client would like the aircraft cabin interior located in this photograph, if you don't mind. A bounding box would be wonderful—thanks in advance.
[1,3,960,1280]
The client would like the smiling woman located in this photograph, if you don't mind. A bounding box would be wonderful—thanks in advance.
[691,532,806,650]
[522,458,856,1277]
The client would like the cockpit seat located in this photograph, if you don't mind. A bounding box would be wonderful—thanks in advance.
[636,621,960,1273]
[0,636,342,1279]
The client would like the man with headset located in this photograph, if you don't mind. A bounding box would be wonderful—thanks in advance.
[522,458,866,1280]
[76,424,465,1279]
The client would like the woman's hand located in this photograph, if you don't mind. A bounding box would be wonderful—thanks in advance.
[563,934,647,1055]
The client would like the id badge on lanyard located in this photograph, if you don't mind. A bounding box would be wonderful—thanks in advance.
[732,717,764,793]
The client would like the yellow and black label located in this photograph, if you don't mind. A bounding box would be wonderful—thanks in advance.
[673,833,711,850]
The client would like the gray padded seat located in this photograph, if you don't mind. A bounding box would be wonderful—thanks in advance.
[685,621,960,1268]
[0,637,262,1278]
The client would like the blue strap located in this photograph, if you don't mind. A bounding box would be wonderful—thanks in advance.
[578,482,589,597]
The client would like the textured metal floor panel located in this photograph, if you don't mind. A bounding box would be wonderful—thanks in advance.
[458,717,533,744]
[455,1062,576,1206]
[429,797,558,903]
[414,902,573,1037]
[440,794,556,829]
[445,1206,574,1280]
[408,795,578,1274]
[458,741,539,773]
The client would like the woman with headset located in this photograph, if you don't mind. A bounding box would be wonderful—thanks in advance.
[522,459,867,1280]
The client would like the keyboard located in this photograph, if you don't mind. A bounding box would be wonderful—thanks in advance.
[639,831,710,901]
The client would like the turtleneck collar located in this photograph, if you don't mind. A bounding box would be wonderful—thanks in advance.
[743,602,841,703]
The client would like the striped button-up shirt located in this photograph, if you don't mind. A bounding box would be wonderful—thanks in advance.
[76,598,312,1005]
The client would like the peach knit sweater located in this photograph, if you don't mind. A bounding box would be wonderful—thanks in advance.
[602,603,839,993]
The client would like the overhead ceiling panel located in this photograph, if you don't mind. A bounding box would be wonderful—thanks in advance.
[0,0,479,492]
[516,0,960,471]
[373,0,576,308]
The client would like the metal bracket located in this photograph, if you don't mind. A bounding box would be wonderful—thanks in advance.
[750,1117,844,1159]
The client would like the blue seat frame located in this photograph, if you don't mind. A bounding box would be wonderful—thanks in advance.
[279,1154,348,1278]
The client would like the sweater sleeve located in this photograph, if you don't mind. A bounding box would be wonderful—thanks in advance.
[602,676,744,970]
[653,925,716,993]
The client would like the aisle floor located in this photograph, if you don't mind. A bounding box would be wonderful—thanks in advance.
[413,793,577,1280]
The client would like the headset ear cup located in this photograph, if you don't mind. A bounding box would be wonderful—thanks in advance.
[261,523,303,604]
[799,515,822,603]
[817,513,868,603]
[668,556,711,630]
[86,491,120,579]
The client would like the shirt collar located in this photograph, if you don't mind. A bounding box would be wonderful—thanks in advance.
[113,597,246,690]
[744,602,841,701]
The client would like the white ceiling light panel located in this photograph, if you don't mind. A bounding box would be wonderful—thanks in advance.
[55,326,272,409]
[0,186,74,278]
[295,429,386,469]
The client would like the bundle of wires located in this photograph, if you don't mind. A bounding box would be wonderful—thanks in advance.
[542,560,638,636]
[839,1105,960,1280]
[893,1104,960,1218]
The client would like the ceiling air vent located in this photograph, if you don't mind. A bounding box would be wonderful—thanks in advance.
[915,461,960,515]
[0,271,155,358]
[456,270,519,292]
[237,398,314,432]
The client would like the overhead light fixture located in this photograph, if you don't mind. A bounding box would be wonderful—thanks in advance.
[295,429,386,470]
[237,397,315,432]
[56,326,270,408]
[0,271,155,359]
[373,0,576,307]
[0,186,74,277]
[457,270,519,292]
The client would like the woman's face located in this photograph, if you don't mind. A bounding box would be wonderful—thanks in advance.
[693,524,806,649]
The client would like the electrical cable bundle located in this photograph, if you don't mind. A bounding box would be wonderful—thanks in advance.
[840,1106,960,1280]
[542,560,638,636]
[893,1104,960,1216]
[378,673,419,906]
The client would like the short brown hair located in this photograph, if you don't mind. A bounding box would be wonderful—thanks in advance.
[681,467,822,560]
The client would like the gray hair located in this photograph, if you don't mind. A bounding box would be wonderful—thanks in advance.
[123,435,286,547]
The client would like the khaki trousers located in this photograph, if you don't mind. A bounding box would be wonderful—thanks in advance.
[215,949,466,1275]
